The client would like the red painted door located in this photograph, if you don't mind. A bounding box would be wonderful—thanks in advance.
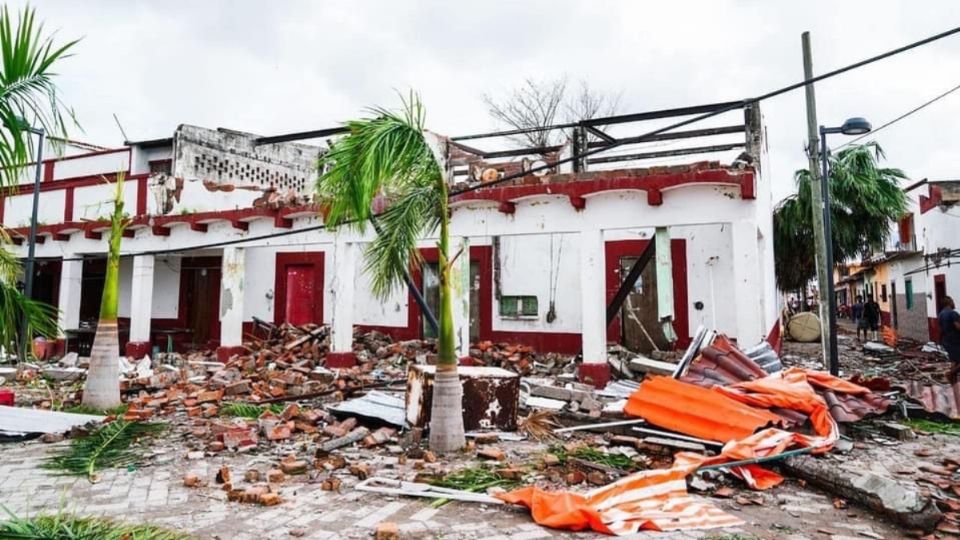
[284,264,316,325]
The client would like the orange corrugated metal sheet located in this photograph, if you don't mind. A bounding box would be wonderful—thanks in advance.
[905,380,960,419]
[680,336,889,424]
[624,376,782,443]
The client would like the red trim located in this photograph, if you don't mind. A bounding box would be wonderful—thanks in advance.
[274,252,325,325]
[577,362,612,388]
[216,345,245,363]
[326,351,357,368]
[920,184,943,214]
[42,161,54,182]
[83,230,102,240]
[136,176,148,216]
[9,171,145,196]
[451,168,755,209]
[604,239,690,349]
[766,321,782,356]
[63,187,74,221]
[125,341,151,359]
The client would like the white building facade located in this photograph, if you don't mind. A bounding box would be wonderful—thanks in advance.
[9,102,779,387]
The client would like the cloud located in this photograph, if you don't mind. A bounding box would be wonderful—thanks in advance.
[21,0,960,200]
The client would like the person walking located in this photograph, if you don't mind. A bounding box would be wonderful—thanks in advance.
[939,296,960,383]
[863,295,882,342]
[852,295,865,341]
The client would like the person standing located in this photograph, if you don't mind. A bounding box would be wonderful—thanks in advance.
[852,295,865,340]
[863,295,882,342]
[939,296,960,383]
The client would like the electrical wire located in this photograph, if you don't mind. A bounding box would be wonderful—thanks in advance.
[24,24,960,264]
[832,79,960,152]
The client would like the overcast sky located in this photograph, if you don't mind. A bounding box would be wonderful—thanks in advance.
[23,0,960,200]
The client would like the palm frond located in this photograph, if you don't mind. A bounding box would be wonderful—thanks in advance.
[0,6,78,190]
[0,507,193,540]
[42,420,165,481]
[317,92,443,297]
[0,278,57,354]
[774,143,908,291]
[364,185,442,298]
[220,402,284,418]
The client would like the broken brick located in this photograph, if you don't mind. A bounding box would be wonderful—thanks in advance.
[244,469,260,483]
[216,466,231,484]
[477,447,505,461]
[281,460,308,475]
[266,469,285,483]
[183,473,200,487]
[375,522,399,540]
[321,476,342,491]
[350,463,370,480]
[258,492,281,506]
[196,389,223,404]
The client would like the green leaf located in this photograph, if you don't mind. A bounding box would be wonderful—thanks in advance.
[42,420,165,480]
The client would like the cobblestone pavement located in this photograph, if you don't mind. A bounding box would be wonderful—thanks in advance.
[0,438,908,539]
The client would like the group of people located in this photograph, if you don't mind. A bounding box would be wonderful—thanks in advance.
[850,295,882,342]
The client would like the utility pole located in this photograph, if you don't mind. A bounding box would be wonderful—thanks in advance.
[801,32,833,371]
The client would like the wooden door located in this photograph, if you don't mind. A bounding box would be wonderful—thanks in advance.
[619,255,670,354]
[184,266,221,348]
[284,264,316,326]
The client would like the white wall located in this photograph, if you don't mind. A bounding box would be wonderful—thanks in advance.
[153,257,181,319]
[73,181,138,221]
[52,150,129,180]
[4,190,64,227]
[493,233,580,333]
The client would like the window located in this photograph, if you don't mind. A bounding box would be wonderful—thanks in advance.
[881,284,888,302]
[499,295,538,318]
[905,279,914,310]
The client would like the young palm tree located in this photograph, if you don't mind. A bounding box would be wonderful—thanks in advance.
[318,95,465,453]
[0,6,77,357]
[82,173,128,409]
[774,143,907,292]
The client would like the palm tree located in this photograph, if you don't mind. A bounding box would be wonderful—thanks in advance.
[318,94,465,453]
[82,173,127,409]
[774,143,907,292]
[0,7,77,358]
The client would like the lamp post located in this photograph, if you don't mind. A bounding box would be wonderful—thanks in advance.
[818,117,871,375]
[19,125,45,362]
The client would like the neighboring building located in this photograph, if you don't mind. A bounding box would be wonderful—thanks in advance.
[834,179,960,342]
[8,101,778,386]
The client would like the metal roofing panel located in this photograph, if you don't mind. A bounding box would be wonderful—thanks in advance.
[625,375,783,443]
[0,406,103,436]
[679,337,888,424]
[905,381,960,419]
[328,390,407,427]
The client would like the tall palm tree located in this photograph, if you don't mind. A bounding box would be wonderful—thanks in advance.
[774,142,907,292]
[0,7,77,357]
[318,94,465,453]
[82,173,127,409]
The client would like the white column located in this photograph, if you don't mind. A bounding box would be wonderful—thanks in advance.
[451,236,471,358]
[219,246,245,348]
[330,238,357,354]
[128,255,155,344]
[57,257,83,334]
[654,227,677,342]
[731,221,763,346]
[579,227,607,364]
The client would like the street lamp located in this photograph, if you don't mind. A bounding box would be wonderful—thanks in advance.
[19,124,46,362]
[819,117,872,375]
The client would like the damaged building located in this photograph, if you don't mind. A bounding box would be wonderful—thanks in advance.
[8,101,778,387]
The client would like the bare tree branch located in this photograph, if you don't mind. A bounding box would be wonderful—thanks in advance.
[482,76,622,150]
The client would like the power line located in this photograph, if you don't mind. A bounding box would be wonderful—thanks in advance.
[29,24,960,264]
[832,80,960,152]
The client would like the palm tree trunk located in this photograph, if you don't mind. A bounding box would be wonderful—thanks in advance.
[428,176,465,453]
[82,188,124,409]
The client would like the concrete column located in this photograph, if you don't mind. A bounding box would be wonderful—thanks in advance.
[124,255,155,359]
[450,236,471,360]
[56,256,83,355]
[328,237,357,368]
[731,221,763,347]
[216,246,246,362]
[577,227,610,388]
[654,227,677,343]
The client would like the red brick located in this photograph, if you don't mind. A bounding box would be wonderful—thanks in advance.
[375,522,399,540]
